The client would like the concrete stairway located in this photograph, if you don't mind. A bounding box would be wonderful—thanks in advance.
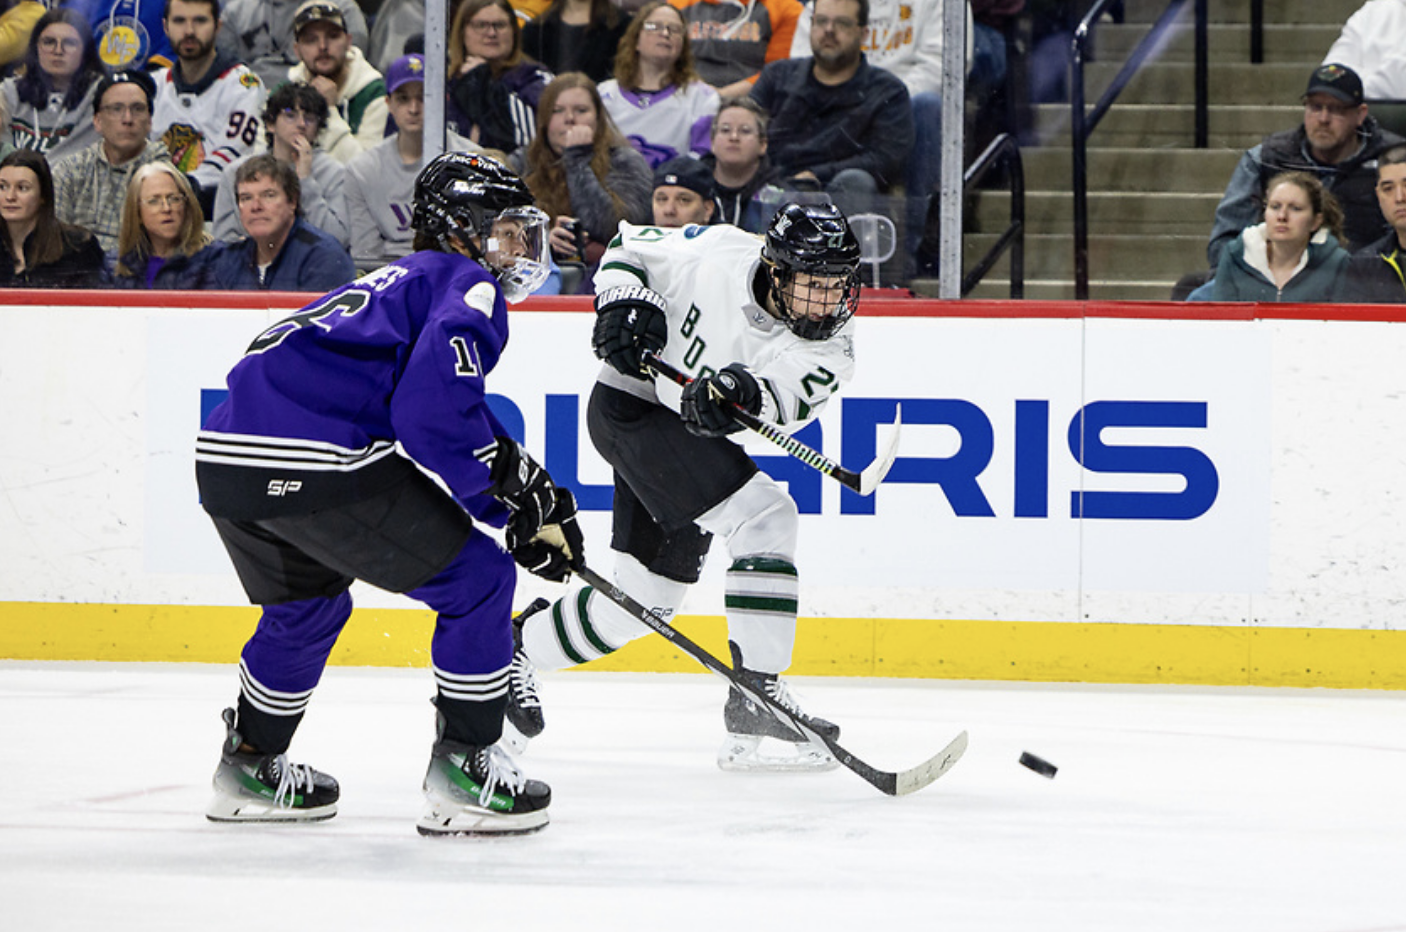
[955,0,1366,301]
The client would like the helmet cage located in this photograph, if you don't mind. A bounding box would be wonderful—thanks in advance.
[764,263,861,340]
[761,203,863,340]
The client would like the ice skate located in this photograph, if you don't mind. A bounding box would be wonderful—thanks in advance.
[501,598,550,753]
[418,739,551,836]
[206,708,339,822]
[718,643,841,773]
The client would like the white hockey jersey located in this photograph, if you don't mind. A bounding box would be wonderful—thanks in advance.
[153,59,267,195]
[594,221,856,429]
[599,79,719,169]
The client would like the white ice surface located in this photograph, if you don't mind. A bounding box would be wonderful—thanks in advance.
[1,662,1403,931]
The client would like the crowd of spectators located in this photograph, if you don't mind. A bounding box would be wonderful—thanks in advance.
[11,0,1405,303]
[1181,56,1406,303]
[0,0,1019,294]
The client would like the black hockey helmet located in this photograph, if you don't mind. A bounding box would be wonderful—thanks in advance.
[760,202,862,340]
[412,152,550,300]
[413,151,532,241]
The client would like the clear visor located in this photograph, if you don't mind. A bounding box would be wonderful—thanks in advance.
[485,206,550,302]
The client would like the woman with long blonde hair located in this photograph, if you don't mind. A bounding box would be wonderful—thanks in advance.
[598,1,717,168]
[114,161,215,289]
[509,72,651,285]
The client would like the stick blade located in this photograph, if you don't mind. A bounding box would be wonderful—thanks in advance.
[857,404,903,496]
[891,730,968,796]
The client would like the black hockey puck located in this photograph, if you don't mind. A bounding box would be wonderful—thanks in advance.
[1019,751,1057,778]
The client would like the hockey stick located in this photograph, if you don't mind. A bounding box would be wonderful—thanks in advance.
[642,352,902,497]
[576,565,968,796]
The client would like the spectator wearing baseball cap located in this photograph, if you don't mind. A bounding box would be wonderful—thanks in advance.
[289,0,389,165]
[1203,62,1406,274]
[1304,62,1365,107]
[51,68,173,256]
[216,0,369,91]
[651,155,715,227]
[344,54,487,266]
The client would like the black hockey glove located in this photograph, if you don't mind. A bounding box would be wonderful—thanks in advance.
[679,363,761,438]
[481,437,554,524]
[592,285,668,380]
[479,437,585,582]
[506,487,585,583]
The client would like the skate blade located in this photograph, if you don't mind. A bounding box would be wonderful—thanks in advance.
[716,734,840,773]
[205,794,337,823]
[416,803,548,837]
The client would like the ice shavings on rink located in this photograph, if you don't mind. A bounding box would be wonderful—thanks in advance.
[0,661,1403,931]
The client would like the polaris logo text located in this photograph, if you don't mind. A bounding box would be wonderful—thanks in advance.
[487,395,1221,521]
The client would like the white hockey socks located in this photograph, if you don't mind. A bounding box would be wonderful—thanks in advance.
[519,553,688,670]
[696,472,801,674]
[722,557,799,674]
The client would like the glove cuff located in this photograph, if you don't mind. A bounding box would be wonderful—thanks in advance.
[481,437,519,498]
[595,284,668,317]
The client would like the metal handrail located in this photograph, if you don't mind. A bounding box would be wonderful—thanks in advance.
[1070,0,1208,299]
[1250,0,1264,64]
[961,133,1024,299]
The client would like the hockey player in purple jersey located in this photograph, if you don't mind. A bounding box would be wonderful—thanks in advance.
[195,152,582,836]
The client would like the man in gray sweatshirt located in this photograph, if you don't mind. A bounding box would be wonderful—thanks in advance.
[345,54,479,266]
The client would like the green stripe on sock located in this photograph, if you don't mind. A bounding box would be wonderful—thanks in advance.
[725,594,799,614]
[727,557,798,577]
[552,598,590,666]
[578,588,616,656]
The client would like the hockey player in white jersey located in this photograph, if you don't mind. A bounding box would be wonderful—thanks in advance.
[507,202,862,771]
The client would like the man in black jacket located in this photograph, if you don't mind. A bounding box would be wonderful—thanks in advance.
[748,0,912,207]
[1345,143,1406,302]
[1208,63,1405,269]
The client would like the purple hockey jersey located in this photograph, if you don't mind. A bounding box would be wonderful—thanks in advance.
[196,250,513,524]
